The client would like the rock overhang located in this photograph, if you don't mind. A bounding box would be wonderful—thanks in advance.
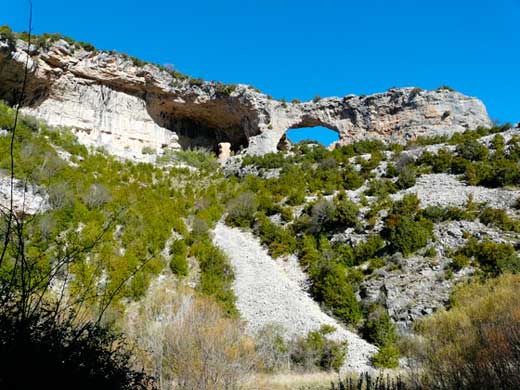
[0,36,493,160]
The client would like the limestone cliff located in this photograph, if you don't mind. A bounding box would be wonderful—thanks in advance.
[0,36,492,159]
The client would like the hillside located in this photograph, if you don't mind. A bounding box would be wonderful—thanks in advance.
[1,26,520,389]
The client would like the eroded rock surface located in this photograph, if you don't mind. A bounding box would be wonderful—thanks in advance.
[394,173,520,209]
[359,253,472,332]
[0,174,48,214]
[0,37,492,159]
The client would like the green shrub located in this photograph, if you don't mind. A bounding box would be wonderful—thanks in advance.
[437,85,455,92]
[365,178,397,197]
[225,191,257,228]
[257,215,297,258]
[141,146,155,155]
[190,240,237,316]
[308,199,336,233]
[310,261,362,325]
[455,238,519,275]
[385,214,432,255]
[169,239,189,277]
[461,147,520,188]
[298,235,320,268]
[421,205,449,222]
[456,139,489,161]
[367,257,386,273]
[450,253,470,271]
[385,162,398,178]
[290,326,347,372]
[418,148,453,173]
[395,166,417,189]
[354,235,385,264]
[242,152,288,170]
[214,82,237,95]
[343,169,364,190]
[391,193,420,216]
[479,207,519,232]
[174,148,217,171]
[0,25,16,47]
[364,306,398,346]
[333,191,360,228]
[424,246,437,257]
[333,242,355,267]
[372,343,400,369]
[287,190,305,206]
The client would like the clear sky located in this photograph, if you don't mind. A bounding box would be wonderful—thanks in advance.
[2,0,519,145]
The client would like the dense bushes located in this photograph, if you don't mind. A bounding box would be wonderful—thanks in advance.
[290,325,347,372]
[383,195,432,255]
[0,25,16,48]
[310,260,362,325]
[363,306,400,368]
[455,138,489,161]
[385,215,432,256]
[256,215,297,258]
[416,127,520,189]
[408,274,520,389]
[189,238,238,317]
[225,191,257,228]
[479,207,520,232]
[0,98,239,311]
[365,178,397,197]
[333,191,361,228]
[395,166,417,189]
[453,238,520,275]
[173,148,218,171]
[296,235,362,325]
[308,199,337,233]
[255,324,347,373]
[169,239,189,277]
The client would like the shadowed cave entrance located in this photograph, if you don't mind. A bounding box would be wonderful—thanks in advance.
[173,120,250,153]
[147,101,257,154]
[283,126,340,149]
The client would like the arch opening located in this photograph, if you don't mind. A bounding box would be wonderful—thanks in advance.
[283,126,340,149]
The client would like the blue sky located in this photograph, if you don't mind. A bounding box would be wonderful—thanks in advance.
[2,0,519,145]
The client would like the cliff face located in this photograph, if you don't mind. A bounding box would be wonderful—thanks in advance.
[0,37,492,159]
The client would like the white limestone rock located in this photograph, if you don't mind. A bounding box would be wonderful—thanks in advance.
[0,37,493,160]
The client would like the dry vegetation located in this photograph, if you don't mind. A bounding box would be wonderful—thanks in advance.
[405,273,520,389]
[128,283,256,390]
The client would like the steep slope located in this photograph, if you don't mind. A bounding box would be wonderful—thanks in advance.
[213,222,377,373]
[0,34,492,159]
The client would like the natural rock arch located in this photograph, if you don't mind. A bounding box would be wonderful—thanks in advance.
[279,122,341,149]
[0,37,493,159]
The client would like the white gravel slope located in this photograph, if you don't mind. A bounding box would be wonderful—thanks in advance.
[394,173,520,209]
[213,222,377,373]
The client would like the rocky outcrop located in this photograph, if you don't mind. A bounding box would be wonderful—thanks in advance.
[359,253,472,332]
[393,173,520,209]
[0,173,48,214]
[0,37,492,159]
